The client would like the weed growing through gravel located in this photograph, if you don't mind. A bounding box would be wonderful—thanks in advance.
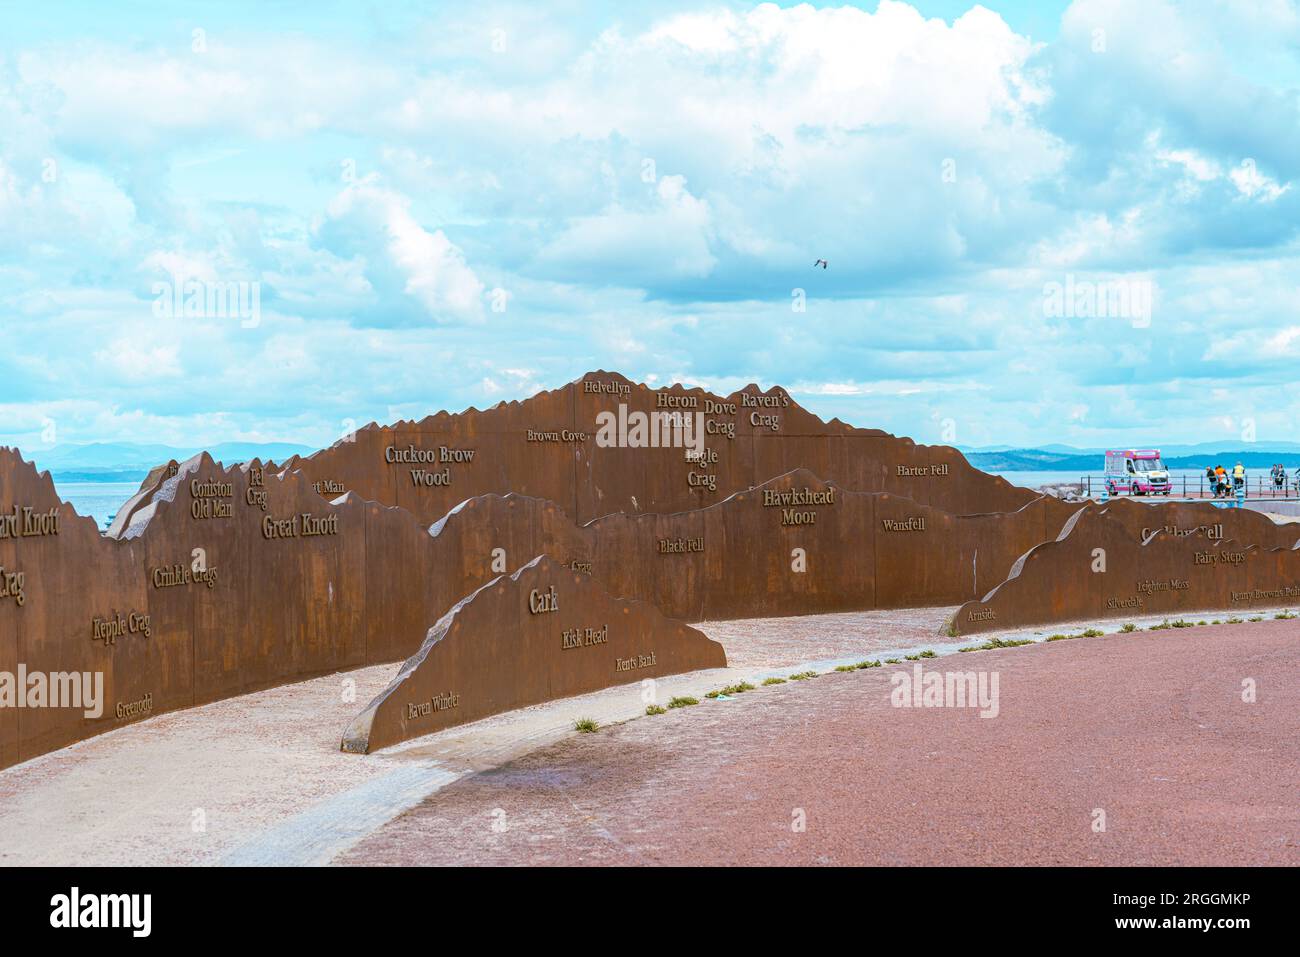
[762,677,787,685]
[1120,623,1137,632]
[854,660,882,669]
[884,658,902,664]
[645,704,666,716]
[959,636,1034,652]
[1081,628,1104,637]
[788,671,818,680]
[834,664,856,672]
[707,682,757,697]
[1276,610,1297,620]
[668,695,699,708]
[575,717,599,733]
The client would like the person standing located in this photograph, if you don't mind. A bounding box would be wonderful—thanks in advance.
[1233,462,1246,497]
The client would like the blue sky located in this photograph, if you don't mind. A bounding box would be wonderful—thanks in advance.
[2,0,1299,453]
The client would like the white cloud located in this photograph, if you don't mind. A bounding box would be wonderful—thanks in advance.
[320,181,485,323]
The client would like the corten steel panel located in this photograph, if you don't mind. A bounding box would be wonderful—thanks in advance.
[952,505,1300,635]
[0,450,161,767]
[1093,497,1300,550]
[0,443,1080,770]
[286,371,1043,526]
[419,469,1080,622]
[341,555,727,754]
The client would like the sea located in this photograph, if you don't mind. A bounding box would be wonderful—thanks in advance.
[55,482,141,530]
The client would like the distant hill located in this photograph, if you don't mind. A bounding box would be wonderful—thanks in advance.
[13,441,314,482]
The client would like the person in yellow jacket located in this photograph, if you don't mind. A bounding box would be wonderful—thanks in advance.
[1232,462,1246,494]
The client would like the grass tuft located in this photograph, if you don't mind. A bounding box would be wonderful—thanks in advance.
[575,717,599,733]
[645,704,667,716]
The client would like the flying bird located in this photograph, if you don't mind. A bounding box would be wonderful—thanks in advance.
[813,259,828,269]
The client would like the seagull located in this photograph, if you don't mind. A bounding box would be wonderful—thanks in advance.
[813,259,828,269]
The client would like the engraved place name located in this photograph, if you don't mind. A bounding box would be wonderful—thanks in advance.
[657,393,698,409]
[741,392,788,431]
[881,517,926,532]
[529,585,559,614]
[1231,585,1300,603]
[584,379,631,397]
[568,560,593,573]
[92,612,152,644]
[896,464,951,476]
[313,479,346,496]
[190,478,234,520]
[1136,578,1190,596]
[0,567,26,606]
[562,625,608,649]
[741,391,790,408]
[115,693,153,721]
[385,445,477,464]
[245,466,268,511]
[687,445,720,491]
[262,513,340,540]
[151,564,219,590]
[967,608,996,622]
[763,486,835,526]
[615,651,657,672]
[658,537,704,554]
[687,471,717,492]
[1143,523,1223,541]
[407,691,460,719]
[526,429,588,443]
[0,505,61,539]
[410,468,451,487]
[1193,549,1247,567]
[1107,595,1143,610]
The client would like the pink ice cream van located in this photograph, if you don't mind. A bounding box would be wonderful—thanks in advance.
[1105,449,1170,496]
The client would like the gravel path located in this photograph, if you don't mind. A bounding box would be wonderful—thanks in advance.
[2,608,1295,866]
[340,619,1300,866]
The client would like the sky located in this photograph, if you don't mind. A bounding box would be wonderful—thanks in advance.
[2,0,1299,454]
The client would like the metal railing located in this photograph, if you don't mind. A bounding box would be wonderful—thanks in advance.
[1076,474,1300,500]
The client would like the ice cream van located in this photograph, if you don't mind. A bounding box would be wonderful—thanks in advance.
[1104,449,1170,496]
